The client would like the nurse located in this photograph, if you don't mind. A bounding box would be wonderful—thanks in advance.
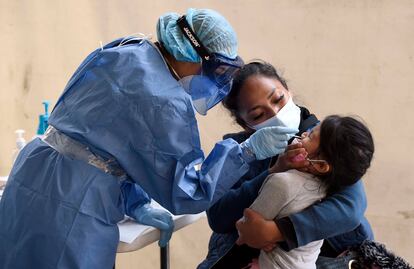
[0,8,296,269]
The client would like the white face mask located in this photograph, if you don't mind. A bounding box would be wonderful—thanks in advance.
[250,97,301,131]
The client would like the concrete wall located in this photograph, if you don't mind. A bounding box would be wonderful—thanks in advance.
[1,0,413,268]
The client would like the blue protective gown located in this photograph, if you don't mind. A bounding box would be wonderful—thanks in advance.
[0,38,250,268]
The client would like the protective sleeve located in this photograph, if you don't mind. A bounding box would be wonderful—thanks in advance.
[121,180,151,217]
[279,180,367,250]
[207,170,269,233]
[169,138,252,214]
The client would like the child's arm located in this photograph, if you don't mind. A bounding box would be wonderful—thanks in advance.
[236,180,367,251]
[276,180,366,250]
[249,173,299,220]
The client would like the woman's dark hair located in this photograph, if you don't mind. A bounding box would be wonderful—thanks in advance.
[222,61,288,130]
[319,115,375,195]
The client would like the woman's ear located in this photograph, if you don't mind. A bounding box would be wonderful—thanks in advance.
[174,60,202,78]
[312,161,331,174]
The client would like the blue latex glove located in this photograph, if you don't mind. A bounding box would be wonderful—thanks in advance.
[132,203,174,247]
[242,126,298,160]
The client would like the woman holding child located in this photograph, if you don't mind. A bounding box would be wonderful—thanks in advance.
[198,61,374,269]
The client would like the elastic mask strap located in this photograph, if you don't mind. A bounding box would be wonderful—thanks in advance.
[307,159,328,164]
[177,15,211,61]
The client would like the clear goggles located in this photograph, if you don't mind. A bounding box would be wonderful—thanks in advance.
[177,15,244,115]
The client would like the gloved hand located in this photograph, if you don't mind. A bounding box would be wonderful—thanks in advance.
[242,126,298,160]
[132,203,174,247]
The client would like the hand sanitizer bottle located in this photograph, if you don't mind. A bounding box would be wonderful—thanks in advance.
[33,101,50,139]
[12,129,26,163]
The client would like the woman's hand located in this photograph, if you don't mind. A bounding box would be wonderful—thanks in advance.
[235,208,283,249]
[269,142,310,174]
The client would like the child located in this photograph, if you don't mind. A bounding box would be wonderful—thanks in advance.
[248,115,374,269]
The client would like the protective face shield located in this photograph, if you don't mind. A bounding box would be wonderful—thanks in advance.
[251,97,301,131]
[176,15,244,115]
[179,54,244,115]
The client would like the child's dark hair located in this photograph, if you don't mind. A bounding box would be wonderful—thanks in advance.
[319,115,374,194]
[223,61,288,130]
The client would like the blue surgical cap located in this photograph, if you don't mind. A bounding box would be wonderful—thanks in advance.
[156,8,238,63]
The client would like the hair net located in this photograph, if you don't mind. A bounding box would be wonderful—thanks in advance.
[157,8,238,63]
